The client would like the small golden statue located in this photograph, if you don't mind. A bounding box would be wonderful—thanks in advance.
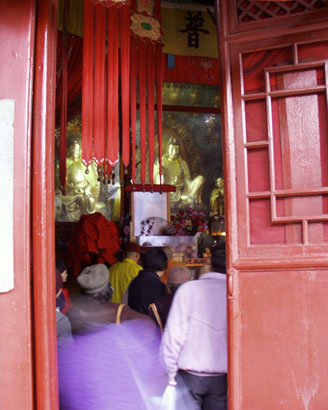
[210,177,225,216]
[154,136,205,208]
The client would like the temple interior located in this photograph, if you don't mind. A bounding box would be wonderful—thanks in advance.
[54,0,225,274]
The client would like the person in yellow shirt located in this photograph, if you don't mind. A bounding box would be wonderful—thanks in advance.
[109,243,145,303]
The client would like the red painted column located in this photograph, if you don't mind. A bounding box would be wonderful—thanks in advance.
[32,0,59,409]
[0,0,36,408]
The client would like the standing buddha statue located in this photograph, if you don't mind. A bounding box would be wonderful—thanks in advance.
[210,177,225,217]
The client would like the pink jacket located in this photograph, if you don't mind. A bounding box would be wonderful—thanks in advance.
[161,272,227,379]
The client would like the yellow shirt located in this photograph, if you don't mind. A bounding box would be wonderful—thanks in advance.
[109,258,142,303]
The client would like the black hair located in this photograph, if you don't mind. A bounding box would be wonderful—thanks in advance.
[141,247,168,272]
[56,260,67,273]
[211,242,226,274]
[167,283,180,293]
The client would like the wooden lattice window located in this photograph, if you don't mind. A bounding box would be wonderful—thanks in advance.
[238,39,328,247]
[237,0,328,23]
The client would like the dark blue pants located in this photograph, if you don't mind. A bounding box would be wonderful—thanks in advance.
[179,370,227,410]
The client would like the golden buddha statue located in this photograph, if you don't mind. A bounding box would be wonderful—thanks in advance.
[66,137,98,199]
[154,136,205,208]
[210,177,225,216]
[55,135,120,222]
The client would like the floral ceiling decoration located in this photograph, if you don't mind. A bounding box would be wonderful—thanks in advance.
[130,13,161,41]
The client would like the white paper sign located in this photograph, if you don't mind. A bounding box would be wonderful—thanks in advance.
[0,99,14,292]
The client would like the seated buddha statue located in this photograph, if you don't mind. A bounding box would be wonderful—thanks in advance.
[55,135,98,221]
[55,135,120,221]
[154,136,205,208]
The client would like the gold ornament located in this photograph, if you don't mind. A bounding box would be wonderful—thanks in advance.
[130,13,161,42]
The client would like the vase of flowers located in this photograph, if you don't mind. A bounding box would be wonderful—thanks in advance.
[164,208,209,236]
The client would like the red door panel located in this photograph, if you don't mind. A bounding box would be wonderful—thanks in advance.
[219,1,328,408]
[238,270,328,409]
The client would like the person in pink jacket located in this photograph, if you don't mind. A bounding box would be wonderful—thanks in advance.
[161,243,227,410]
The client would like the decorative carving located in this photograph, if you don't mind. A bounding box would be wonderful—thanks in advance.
[130,13,161,42]
[236,0,327,24]
[240,41,328,244]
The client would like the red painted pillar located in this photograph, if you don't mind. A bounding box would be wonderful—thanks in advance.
[32,0,59,409]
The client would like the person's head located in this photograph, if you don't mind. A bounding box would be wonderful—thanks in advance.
[141,247,168,276]
[77,264,113,304]
[141,241,152,247]
[216,177,224,189]
[167,265,191,292]
[211,242,226,274]
[56,269,63,298]
[56,260,68,283]
[124,242,146,263]
[162,246,173,261]
[166,137,181,160]
[67,135,82,161]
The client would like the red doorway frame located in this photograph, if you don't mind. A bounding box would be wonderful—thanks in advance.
[32,1,59,409]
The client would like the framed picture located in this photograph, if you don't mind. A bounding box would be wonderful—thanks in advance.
[131,191,170,239]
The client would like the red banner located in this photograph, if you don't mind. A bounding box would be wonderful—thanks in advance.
[82,0,94,168]
[80,0,163,188]
[93,5,106,165]
[130,36,137,184]
[119,5,130,169]
[107,6,119,169]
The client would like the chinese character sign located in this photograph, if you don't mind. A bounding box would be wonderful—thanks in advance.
[162,7,217,58]
[180,11,210,49]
